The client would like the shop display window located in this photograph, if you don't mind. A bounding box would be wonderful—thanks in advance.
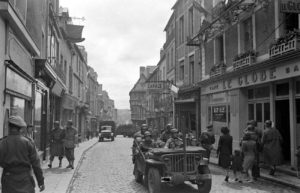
[10,96,25,119]
[276,82,289,96]
[255,86,270,98]
[296,81,300,94]
[256,103,262,122]
[264,103,270,121]
[248,104,254,120]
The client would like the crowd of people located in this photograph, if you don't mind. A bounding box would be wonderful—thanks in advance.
[132,119,284,183]
[215,120,283,183]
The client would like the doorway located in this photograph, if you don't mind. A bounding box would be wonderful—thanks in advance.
[275,100,290,162]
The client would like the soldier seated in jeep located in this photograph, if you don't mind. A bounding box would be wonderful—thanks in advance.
[164,129,183,149]
[140,131,154,152]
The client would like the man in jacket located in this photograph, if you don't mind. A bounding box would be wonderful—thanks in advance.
[0,116,45,193]
[64,120,78,169]
[48,121,65,168]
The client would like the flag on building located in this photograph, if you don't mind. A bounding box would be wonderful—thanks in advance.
[170,84,179,96]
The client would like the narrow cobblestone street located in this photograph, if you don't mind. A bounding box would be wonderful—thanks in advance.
[68,136,299,193]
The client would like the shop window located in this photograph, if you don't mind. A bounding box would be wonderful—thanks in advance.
[10,96,25,119]
[248,104,254,120]
[255,86,270,98]
[276,83,289,96]
[297,100,300,123]
[256,103,262,122]
[34,91,42,150]
[296,81,300,94]
[264,102,270,121]
[228,106,230,123]
[248,89,254,99]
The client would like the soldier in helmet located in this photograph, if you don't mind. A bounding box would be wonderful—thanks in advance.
[140,131,154,152]
[133,124,148,139]
[0,116,45,193]
[164,129,183,149]
[160,123,173,142]
[132,124,148,163]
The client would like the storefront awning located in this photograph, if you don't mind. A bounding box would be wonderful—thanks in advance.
[65,24,85,43]
[174,98,195,104]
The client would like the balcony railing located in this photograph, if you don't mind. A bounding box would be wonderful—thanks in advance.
[210,64,226,78]
[233,55,256,70]
[269,36,300,58]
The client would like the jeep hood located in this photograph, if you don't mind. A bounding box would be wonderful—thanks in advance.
[151,146,206,155]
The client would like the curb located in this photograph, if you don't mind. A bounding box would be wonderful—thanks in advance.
[65,141,98,193]
[259,174,300,189]
[208,161,300,190]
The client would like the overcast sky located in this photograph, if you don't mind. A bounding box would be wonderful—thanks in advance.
[60,0,175,109]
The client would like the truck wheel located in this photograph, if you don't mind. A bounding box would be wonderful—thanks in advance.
[99,137,103,142]
[197,166,212,193]
[111,137,115,141]
[134,162,143,183]
[148,168,161,193]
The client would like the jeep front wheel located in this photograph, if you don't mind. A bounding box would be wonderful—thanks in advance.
[134,163,143,183]
[148,168,161,193]
[197,166,212,193]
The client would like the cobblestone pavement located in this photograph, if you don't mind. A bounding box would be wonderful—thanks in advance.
[69,137,299,193]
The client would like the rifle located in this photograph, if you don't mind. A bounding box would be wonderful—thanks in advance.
[134,138,146,160]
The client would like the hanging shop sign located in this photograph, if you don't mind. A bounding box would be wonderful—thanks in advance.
[147,81,169,93]
[202,62,300,95]
[212,106,227,122]
[280,0,300,13]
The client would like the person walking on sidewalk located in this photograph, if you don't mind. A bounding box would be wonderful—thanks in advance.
[0,116,45,193]
[48,121,65,168]
[243,124,261,180]
[262,120,283,176]
[64,120,78,169]
[217,126,233,182]
[199,124,215,161]
[242,132,257,183]
[231,149,243,183]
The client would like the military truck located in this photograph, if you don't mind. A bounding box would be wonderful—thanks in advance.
[98,121,116,142]
[133,142,212,193]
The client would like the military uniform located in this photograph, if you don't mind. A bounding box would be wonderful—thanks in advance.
[64,121,77,169]
[0,116,44,193]
[164,137,183,149]
[160,130,172,142]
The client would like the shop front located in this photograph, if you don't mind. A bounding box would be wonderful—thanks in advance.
[200,53,300,167]
[175,86,200,140]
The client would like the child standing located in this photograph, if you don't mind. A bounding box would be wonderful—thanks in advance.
[232,149,243,182]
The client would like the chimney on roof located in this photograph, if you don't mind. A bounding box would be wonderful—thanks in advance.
[140,66,145,77]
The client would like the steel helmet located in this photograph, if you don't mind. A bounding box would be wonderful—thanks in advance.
[144,131,151,137]
[171,128,178,133]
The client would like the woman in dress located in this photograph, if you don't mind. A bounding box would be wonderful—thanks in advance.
[217,126,233,182]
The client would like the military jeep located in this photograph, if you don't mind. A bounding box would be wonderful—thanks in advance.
[133,145,212,193]
[98,126,114,142]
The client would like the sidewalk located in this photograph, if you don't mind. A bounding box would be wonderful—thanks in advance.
[209,153,300,189]
[38,138,98,193]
